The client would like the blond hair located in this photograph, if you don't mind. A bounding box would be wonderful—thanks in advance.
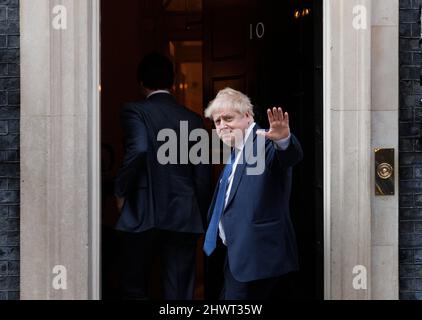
[204,88,255,119]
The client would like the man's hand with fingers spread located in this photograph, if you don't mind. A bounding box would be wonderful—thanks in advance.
[257,107,291,141]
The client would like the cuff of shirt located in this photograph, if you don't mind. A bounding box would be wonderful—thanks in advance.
[274,134,291,151]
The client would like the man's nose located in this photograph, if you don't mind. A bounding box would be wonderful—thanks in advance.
[220,120,229,129]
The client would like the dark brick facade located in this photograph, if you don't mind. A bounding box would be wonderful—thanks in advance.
[0,0,19,301]
[400,0,422,300]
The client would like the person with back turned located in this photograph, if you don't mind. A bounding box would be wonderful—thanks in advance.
[114,52,210,300]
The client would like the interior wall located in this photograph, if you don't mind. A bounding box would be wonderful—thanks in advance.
[101,0,143,227]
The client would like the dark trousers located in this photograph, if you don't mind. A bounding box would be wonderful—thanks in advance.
[220,250,279,300]
[117,229,199,300]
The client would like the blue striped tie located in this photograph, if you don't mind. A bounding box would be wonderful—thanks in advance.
[203,151,236,256]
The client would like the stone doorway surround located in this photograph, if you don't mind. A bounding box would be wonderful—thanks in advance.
[20,0,100,299]
[19,0,398,299]
[324,0,399,300]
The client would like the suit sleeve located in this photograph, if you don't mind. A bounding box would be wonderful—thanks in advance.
[192,119,212,225]
[194,163,211,226]
[272,133,304,169]
[114,104,148,198]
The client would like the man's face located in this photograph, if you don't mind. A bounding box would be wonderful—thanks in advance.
[212,107,252,147]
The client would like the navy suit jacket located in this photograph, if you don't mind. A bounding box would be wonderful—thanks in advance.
[208,125,303,282]
[114,93,210,234]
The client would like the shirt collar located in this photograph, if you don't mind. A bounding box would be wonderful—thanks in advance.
[234,122,256,151]
[147,90,171,99]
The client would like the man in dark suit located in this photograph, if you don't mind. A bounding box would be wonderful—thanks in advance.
[203,88,303,300]
[114,53,210,300]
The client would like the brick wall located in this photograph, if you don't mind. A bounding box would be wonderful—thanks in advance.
[0,0,19,301]
[400,0,422,300]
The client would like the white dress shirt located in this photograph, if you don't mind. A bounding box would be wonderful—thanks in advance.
[218,122,291,245]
